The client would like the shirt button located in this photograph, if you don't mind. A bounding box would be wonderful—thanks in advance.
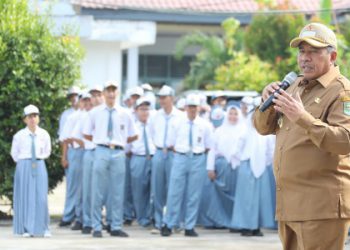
[277,187,281,191]
[279,146,283,150]
[286,127,290,131]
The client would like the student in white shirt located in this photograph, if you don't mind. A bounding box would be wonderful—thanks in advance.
[89,84,104,107]
[58,86,79,136]
[124,86,143,225]
[83,81,137,238]
[149,85,184,232]
[11,105,51,237]
[141,83,156,110]
[129,98,155,227]
[59,93,86,229]
[70,92,95,234]
[161,94,213,237]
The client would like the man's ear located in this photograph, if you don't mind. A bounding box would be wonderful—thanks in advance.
[330,51,337,64]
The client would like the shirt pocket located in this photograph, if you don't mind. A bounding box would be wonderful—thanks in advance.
[305,103,324,119]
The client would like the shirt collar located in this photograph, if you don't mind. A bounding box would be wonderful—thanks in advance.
[136,119,149,126]
[298,66,340,88]
[187,116,199,124]
[161,106,178,117]
[25,126,38,136]
[316,66,340,88]
[102,103,118,111]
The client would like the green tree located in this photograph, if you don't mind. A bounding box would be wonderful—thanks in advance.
[211,52,278,92]
[319,0,332,24]
[0,0,83,202]
[175,18,242,90]
[244,13,305,78]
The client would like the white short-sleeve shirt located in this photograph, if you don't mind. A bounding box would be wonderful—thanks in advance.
[71,111,96,150]
[83,103,137,147]
[11,126,51,162]
[169,116,213,154]
[130,120,156,155]
[149,107,184,148]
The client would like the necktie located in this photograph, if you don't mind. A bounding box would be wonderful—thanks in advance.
[189,121,193,157]
[163,116,170,148]
[30,134,37,176]
[143,124,150,159]
[107,108,114,141]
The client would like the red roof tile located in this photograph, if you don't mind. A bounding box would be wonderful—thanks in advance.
[71,0,350,13]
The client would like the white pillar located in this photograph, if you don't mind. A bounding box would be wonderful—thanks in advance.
[127,47,139,89]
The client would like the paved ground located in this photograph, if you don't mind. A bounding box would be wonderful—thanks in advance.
[0,220,282,250]
[0,179,349,250]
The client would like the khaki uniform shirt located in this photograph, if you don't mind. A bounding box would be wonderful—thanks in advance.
[254,66,350,221]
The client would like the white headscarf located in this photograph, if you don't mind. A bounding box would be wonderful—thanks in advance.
[207,105,246,171]
[242,112,272,178]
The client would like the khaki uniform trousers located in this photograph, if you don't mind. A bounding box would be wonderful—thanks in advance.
[278,219,350,250]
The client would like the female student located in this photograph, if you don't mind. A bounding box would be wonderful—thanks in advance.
[11,104,51,237]
[199,105,245,228]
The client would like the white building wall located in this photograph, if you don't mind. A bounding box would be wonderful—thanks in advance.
[80,41,122,90]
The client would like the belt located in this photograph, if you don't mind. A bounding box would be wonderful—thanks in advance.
[97,144,124,150]
[175,151,204,156]
[156,147,173,151]
[133,154,154,157]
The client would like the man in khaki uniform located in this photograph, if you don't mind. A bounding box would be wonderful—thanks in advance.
[254,23,350,250]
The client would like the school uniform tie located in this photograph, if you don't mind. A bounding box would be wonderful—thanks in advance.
[143,124,150,159]
[30,134,37,176]
[162,116,170,158]
[163,116,170,148]
[189,121,193,157]
[107,108,115,141]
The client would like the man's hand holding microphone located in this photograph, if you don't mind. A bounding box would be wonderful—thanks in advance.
[260,72,306,123]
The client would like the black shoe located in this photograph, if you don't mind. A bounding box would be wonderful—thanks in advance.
[123,219,133,226]
[252,229,264,237]
[58,220,72,227]
[103,224,111,233]
[71,221,83,231]
[184,229,198,237]
[241,229,254,237]
[160,225,172,237]
[229,228,242,233]
[92,231,102,238]
[82,226,92,234]
[110,230,129,237]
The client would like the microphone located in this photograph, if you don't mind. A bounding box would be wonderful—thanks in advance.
[259,72,298,112]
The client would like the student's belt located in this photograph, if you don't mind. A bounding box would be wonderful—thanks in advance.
[97,144,124,150]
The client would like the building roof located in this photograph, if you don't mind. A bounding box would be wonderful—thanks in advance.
[72,0,350,14]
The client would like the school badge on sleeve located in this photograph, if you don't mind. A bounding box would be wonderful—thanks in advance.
[344,102,350,116]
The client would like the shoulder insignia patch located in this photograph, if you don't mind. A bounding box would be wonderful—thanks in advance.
[343,102,350,116]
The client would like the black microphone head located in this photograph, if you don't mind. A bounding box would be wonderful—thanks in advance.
[283,72,298,86]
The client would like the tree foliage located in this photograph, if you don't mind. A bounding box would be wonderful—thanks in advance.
[211,52,278,92]
[175,18,280,92]
[0,0,83,201]
[244,13,305,78]
[174,18,243,90]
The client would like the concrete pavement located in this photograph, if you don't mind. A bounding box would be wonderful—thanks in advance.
[1,179,350,250]
[0,220,282,250]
